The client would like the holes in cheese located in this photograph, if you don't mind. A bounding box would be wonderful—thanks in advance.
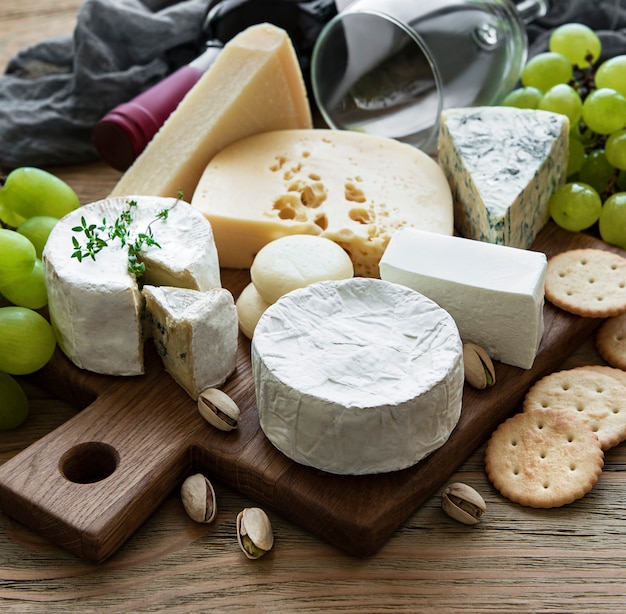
[191,129,453,277]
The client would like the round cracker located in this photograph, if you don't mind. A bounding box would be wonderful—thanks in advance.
[583,364,626,388]
[544,249,626,317]
[522,366,626,450]
[596,312,626,371]
[485,409,603,508]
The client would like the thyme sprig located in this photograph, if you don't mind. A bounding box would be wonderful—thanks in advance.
[70,194,180,277]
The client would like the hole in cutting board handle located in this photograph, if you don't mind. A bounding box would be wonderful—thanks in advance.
[59,442,119,484]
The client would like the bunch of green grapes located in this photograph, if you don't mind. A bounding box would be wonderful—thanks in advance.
[0,167,80,430]
[501,23,626,248]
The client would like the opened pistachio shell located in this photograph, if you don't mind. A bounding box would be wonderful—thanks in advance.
[181,473,217,523]
[197,387,240,431]
[236,507,274,559]
[441,482,486,525]
[463,343,496,389]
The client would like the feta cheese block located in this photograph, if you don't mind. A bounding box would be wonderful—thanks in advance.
[109,23,312,201]
[437,106,568,249]
[251,277,464,475]
[192,128,454,277]
[142,285,238,399]
[43,196,221,376]
[379,228,547,369]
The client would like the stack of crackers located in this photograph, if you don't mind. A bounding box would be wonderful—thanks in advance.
[485,248,626,508]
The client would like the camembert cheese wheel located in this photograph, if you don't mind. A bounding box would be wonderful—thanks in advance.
[191,129,453,277]
[251,278,464,475]
[43,196,221,376]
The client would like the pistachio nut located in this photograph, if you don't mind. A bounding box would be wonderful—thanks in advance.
[237,507,274,559]
[441,482,486,525]
[181,473,217,523]
[197,387,240,431]
[463,343,496,389]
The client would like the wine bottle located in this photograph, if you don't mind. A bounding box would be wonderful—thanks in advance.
[93,0,338,171]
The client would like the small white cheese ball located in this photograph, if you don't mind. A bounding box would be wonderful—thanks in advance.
[250,234,354,304]
[236,282,272,340]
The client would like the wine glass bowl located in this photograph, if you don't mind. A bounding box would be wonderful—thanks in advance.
[311,0,549,153]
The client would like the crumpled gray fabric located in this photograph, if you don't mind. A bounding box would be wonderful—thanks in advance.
[0,0,210,170]
[1,0,626,170]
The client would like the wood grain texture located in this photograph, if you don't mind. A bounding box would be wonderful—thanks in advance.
[3,4,626,610]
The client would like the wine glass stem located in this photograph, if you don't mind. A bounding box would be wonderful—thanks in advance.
[514,0,550,24]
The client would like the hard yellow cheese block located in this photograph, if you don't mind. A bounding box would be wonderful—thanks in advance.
[110,23,312,200]
[191,129,453,277]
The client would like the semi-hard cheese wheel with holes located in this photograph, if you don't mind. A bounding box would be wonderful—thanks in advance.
[43,196,221,376]
[251,277,464,475]
[191,129,453,277]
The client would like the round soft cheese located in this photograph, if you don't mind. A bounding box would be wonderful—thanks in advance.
[236,282,272,340]
[250,234,354,304]
[43,196,221,375]
[251,277,464,475]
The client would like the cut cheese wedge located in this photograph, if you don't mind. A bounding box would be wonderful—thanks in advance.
[437,106,568,249]
[143,285,238,399]
[252,278,464,475]
[43,196,221,376]
[192,129,453,277]
[109,23,312,201]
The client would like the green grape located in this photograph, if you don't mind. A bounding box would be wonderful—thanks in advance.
[599,192,626,249]
[548,182,602,232]
[521,52,573,93]
[16,216,58,258]
[581,88,626,135]
[500,86,543,109]
[537,83,583,125]
[0,306,56,375]
[0,259,47,309]
[0,228,36,286]
[0,371,29,430]
[578,149,617,193]
[596,55,626,97]
[567,138,586,177]
[605,129,626,170]
[549,23,602,68]
[0,167,79,221]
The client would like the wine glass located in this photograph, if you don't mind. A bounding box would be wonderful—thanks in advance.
[310,0,550,153]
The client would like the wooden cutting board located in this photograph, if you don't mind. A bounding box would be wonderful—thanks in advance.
[0,222,622,562]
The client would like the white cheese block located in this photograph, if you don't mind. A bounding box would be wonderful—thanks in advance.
[251,277,464,475]
[192,128,453,277]
[437,106,568,249]
[379,228,547,369]
[109,23,312,201]
[43,196,221,376]
[142,285,238,399]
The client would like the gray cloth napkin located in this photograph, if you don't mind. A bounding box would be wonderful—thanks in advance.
[0,0,210,170]
[1,0,625,170]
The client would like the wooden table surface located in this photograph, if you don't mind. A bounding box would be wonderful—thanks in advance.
[2,2,626,612]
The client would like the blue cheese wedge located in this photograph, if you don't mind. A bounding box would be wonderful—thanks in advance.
[43,196,221,376]
[437,106,568,248]
[252,277,464,475]
[379,228,547,369]
[142,286,238,399]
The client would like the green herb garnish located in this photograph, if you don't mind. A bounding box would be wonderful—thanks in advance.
[70,194,181,277]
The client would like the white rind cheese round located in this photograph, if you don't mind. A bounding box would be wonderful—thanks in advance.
[251,278,464,475]
[43,196,221,376]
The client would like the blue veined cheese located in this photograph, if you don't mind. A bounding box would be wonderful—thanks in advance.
[142,285,238,399]
[252,277,463,475]
[437,107,568,249]
[379,228,547,369]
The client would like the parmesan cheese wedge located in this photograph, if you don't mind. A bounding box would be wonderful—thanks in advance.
[109,23,312,200]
